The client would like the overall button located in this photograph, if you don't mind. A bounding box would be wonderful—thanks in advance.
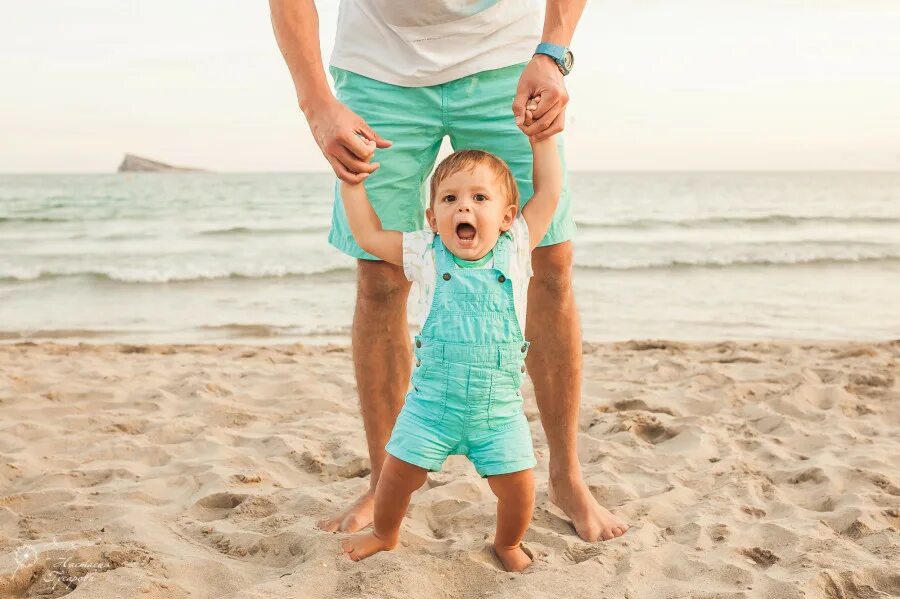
[442,273,451,281]
[520,365,526,373]
[497,274,506,283]
[415,339,421,348]
[416,358,421,367]
[521,343,527,353]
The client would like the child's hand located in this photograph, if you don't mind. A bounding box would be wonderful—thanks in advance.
[344,134,379,187]
[354,132,378,162]
[522,95,541,128]
[523,95,553,143]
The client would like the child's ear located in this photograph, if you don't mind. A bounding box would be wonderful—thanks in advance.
[426,207,439,232]
[499,204,518,232]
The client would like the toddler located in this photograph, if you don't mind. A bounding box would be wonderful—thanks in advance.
[338,103,560,572]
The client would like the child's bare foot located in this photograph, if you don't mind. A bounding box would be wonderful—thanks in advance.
[340,531,396,562]
[493,543,533,572]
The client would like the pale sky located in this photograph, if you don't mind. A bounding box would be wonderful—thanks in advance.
[1,0,899,172]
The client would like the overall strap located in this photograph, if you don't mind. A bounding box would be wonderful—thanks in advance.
[432,235,456,275]
[491,231,514,280]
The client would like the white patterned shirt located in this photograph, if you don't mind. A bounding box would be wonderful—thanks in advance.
[402,215,533,333]
[331,0,542,87]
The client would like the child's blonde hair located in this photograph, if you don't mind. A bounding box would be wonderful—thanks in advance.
[429,150,519,210]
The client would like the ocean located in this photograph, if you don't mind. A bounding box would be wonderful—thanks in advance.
[2,172,899,344]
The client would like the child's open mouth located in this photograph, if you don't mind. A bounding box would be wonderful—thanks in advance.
[455,223,477,247]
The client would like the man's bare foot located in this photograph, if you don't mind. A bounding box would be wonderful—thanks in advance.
[317,489,375,533]
[493,543,533,572]
[549,476,630,542]
[340,531,396,562]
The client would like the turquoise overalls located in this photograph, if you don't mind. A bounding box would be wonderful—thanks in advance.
[385,232,537,477]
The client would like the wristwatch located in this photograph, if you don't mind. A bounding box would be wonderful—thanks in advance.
[534,42,574,75]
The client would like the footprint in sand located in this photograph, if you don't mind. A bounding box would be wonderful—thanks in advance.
[612,413,679,445]
[740,546,780,568]
[192,491,249,519]
[611,399,675,416]
[289,449,370,480]
[565,542,606,564]
[787,466,829,485]
[186,523,309,567]
[178,492,306,567]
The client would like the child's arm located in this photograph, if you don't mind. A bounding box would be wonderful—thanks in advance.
[521,132,563,251]
[340,178,403,266]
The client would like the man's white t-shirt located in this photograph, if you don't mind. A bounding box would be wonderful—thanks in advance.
[330,0,543,87]
[402,215,533,333]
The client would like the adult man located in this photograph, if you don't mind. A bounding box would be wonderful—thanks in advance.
[269,0,628,542]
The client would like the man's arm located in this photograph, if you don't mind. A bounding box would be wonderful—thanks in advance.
[512,0,588,141]
[268,0,331,115]
[269,0,392,182]
[521,136,563,251]
[339,173,403,266]
[540,0,588,46]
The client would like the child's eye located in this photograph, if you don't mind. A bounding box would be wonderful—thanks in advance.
[443,195,456,203]
[474,193,487,202]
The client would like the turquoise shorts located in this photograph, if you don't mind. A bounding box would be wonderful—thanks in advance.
[328,62,576,259]
[385,339,537,478]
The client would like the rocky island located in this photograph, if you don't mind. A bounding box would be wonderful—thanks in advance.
[117,154,205,172]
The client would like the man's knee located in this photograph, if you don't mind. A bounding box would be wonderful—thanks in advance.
[356,260,411,307]
[531,242,574,298]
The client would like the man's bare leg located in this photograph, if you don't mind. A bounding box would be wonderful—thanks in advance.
[341,455,428,561]
[487,469,535,572]
[317,260,412,533]
[527,242,630,542]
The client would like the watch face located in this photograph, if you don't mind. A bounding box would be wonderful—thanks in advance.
[563,50,574,72]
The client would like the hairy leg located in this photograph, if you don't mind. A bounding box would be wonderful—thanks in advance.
[487,469,535,572]
[527,242,629,541]
[317,260,412,533]
[341,455,428,561]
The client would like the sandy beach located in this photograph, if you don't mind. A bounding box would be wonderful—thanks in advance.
[0,340,898,598]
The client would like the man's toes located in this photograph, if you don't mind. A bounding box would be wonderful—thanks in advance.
[341,514,369,533]
[340,540,359,560]
[576,524,602,543]
[318,517,340,533]
[612,526,625,537]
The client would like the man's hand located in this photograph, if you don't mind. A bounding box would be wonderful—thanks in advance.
[511,54,569,142]
[304,97,392,184]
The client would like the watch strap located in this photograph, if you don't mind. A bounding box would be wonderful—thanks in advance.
[534,42,566,62]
